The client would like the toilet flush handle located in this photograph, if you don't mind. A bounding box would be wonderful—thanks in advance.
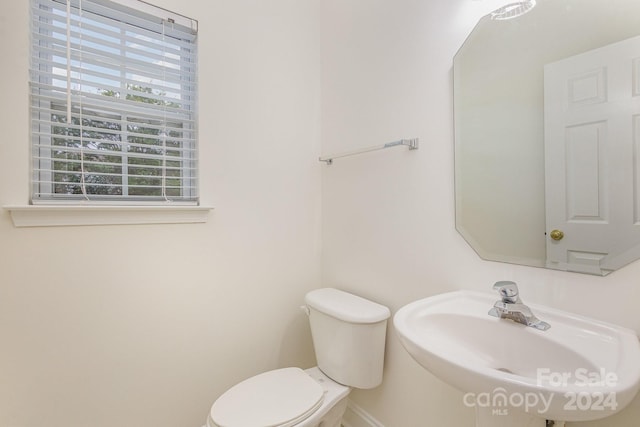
[300,305,310,316]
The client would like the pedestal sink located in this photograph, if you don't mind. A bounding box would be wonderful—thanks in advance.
[393,290,640,426]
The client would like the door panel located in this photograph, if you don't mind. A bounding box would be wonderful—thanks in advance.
[544,35,640,274]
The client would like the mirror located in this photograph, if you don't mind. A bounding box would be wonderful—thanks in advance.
[454,0,640,275]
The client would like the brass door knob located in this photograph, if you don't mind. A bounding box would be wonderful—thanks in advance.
[550,229,564,241]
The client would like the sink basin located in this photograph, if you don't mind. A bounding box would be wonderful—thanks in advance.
[393,291,640,422]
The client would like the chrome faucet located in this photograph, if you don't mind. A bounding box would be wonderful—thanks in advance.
[488,281,550,331]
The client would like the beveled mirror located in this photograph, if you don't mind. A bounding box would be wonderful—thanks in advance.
[454,0,640,275]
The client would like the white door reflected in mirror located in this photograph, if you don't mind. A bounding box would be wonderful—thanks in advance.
[544,35,640,275]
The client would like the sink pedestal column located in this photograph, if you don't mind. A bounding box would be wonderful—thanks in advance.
[475,407,546,427]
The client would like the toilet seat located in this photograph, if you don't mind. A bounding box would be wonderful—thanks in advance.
[210,367,325,427]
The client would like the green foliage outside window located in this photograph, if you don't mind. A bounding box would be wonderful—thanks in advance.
[51,84,185,198]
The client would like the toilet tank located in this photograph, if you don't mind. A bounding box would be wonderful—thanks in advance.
[304,288,391,389]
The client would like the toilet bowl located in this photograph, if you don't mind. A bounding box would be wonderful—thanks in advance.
[205,288,390,427]
[206,367,350,427]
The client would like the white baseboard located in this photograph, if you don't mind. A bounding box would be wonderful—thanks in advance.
[341,399,385,427]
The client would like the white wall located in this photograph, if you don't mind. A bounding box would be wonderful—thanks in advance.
[3,1,640,426]
[320,0,640,426]
[0,1,321,426]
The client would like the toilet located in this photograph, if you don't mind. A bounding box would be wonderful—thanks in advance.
[206,288,391,427]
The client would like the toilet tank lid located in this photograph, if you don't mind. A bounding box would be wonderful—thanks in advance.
[305,288,391,324]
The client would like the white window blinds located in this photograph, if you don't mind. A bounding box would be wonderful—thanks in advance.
[30,0,198,204]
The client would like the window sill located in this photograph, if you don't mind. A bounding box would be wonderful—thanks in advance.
[4,205,213,227]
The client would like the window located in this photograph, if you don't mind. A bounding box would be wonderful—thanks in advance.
[30,0,198,204]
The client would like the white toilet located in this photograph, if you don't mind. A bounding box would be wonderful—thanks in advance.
[206,288,391,427]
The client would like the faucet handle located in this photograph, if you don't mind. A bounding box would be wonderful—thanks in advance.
[493,281,520,303]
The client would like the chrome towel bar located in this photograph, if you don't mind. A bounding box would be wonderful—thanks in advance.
[319,138,419,165]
